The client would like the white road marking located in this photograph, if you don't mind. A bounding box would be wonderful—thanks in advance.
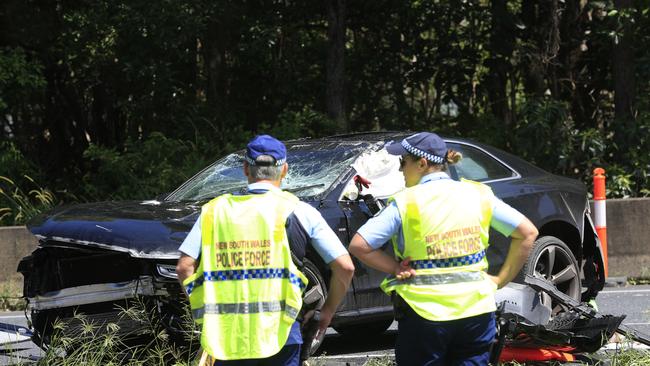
[317,354,392,359]
[0,332,31,346]
[601,289,650,294]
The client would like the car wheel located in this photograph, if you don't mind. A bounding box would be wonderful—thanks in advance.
[301,258,327,357]
[523,236,581,316]
[333,318,393,338]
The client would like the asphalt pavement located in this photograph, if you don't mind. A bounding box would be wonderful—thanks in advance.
[2,285,649,365]
[597,285,650,335]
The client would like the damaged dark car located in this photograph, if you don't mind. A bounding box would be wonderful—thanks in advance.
[18,132,607,353]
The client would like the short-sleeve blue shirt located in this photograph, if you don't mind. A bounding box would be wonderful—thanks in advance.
[178,182,348,346]
[356,172,524,252]
[178,183,347,263]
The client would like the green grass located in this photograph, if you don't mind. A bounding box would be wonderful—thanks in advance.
[607,343,650,366]
[628,278,650,285]
[626,266,650,285]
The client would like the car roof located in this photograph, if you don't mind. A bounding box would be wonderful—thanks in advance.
[288,131,547,177]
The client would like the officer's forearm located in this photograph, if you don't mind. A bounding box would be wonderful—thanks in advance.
[356,250,401,275]
[349,233,400,275]
[321,255,355,315]
[495,218,537,288]
[176,254,197,289]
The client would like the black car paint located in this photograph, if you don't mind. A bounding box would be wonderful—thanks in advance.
[28,200,201,258]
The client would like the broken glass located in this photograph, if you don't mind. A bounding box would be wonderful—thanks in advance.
[167,141,373,201]
[167,153,248,201]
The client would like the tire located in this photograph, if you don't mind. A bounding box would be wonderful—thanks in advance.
[301,258,327,357]
[333,318,393,338]
[522,236,581,317]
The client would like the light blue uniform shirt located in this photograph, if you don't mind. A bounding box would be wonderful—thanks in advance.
[178,182,348,264]
[356,172,525,252]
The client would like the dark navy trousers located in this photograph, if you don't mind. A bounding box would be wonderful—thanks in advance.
[213,344,300,366]
[396,311,496,366]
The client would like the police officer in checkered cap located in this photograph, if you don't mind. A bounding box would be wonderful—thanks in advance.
[350,132,538,365]
[177,134,354,366]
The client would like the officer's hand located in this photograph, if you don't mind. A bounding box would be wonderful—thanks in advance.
[395,257,416,280]
[488,275,501,288]
[316,307,334,339]
[302,309,317,326]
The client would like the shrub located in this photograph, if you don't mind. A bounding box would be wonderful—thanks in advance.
[265,105,338,140]
[513,97,575,174]
[81,132,211,201]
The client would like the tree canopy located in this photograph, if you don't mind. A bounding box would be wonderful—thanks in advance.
[2,0,650,224]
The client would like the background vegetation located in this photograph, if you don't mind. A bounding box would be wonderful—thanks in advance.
[2,0,650,224]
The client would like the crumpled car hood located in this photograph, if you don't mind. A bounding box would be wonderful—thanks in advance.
[27,200,203,259]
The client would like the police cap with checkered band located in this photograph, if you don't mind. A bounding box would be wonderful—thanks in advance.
[385,132,448,164]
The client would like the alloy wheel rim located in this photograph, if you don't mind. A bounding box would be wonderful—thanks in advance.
[532,243,581,316]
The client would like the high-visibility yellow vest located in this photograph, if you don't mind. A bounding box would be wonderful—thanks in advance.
[182,190,308,360]
[380,179,498,321]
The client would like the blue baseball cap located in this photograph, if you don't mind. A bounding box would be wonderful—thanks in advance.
[385,132,448,164]
[245,134,287,166]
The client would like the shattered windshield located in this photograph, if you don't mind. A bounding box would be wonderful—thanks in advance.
[167,141,373,201]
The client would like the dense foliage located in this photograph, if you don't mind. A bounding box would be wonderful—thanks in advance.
[2,0,650,224]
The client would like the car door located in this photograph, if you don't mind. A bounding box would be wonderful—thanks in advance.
[338,150,405,311]
[339,195,395,310]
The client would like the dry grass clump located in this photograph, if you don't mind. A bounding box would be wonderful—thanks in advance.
[6,297,201,365]
[0,280,26,311]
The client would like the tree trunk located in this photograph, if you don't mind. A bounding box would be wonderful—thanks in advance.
[558,0,591,129]
[485,0,515,130]
[91,84,112,147]
[612,0,636,148]
[326,0,347,132]
[41,65,88,176]
[546,0,561,96]
[203,20,228,115]
[520,0,548,96]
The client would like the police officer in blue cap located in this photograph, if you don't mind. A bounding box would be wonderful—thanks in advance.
[349,132,538,365]
[177,134,355,366]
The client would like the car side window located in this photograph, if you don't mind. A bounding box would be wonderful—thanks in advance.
[447,143,514,182]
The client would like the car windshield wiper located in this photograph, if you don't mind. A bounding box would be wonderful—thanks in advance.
[284,184,325,193]
[193,184,324,200]
[193,186,247,201]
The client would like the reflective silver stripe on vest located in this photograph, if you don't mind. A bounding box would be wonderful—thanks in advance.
[192,300,299,320]
[383,271,485,288]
